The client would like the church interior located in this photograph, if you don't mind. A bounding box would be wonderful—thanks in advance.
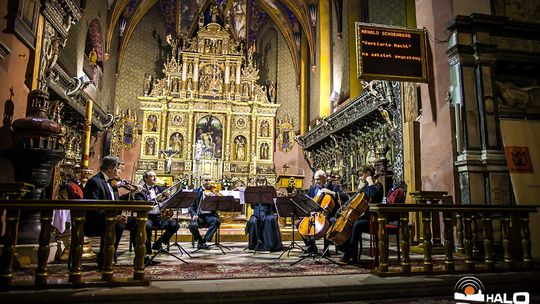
[1,0,539,303]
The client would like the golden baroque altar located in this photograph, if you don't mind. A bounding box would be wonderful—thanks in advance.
[137,21,279,186]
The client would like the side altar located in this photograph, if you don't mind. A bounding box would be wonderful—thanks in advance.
[136,20,279,186]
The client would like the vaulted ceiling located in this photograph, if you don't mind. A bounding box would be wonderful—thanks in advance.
[105,0,319,79]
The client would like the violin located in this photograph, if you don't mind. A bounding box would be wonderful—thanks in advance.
[109,178,140,192]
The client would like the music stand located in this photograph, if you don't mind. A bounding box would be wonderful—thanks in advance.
[196,195,240,254]
[274,195,308,260]
[147,190,197,265]
[243,186,277,252]
[281,194,338,266]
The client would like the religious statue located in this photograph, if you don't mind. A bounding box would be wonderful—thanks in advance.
[268,81,276,103]
[211,5,219,23]
[147,114,157,132]
[44,37,63,78]
[88,47,98,65]
[216,40,222,53]
[260,142,269,160]
[260,120,269,137]
[161,148,178,174]
[169,132,183,157]
[145,138,156,155]
[235,136,246,161]
[194,139,204,161]
[175,78,181,92]
[199,11,205,27]
[144,74,153,96]
[247,44,255,63]
[200,131,215,156]
[166,33,178,59]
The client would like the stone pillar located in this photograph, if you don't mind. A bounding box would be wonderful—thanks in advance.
[447,16,511,206]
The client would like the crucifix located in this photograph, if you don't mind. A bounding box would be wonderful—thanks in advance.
[160,147,178,174]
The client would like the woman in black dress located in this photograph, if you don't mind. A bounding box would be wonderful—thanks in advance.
[246,176,283,252]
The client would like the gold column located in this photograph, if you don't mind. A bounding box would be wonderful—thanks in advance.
[81,99,93,183]
[319,0,331,117]
[31,15,45,90]
[348,0,362,99]
[300,32,309,135]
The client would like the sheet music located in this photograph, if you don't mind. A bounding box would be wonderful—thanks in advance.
[219,190,243,204]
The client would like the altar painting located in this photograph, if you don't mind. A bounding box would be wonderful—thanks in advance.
[195,115,223,159]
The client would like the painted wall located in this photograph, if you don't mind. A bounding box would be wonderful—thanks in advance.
[0,0,32,183]
[416,0,456,197]
[275,28,299,125]
[331,0,349,105]
[255,21,306,182]
[452,0,491,16]
[114,5,167,114]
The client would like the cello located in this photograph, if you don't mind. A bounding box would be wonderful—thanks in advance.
[326,191,370,246]
[298,192,335,239]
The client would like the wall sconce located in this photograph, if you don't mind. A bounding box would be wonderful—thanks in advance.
[294,32,300,49]
[309,4,317,27]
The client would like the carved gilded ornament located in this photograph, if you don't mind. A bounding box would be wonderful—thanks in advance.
[277,116,295,153]
[136,18,279,182]
[113,109,138,150]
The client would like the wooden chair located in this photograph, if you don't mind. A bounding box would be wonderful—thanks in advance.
[370,213,401,267]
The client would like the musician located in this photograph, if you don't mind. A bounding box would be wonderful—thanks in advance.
[126,171,180,259]
[65,165,84,199]
[245,176,283,252]
[188,174,221,249]
[304,170,349,255]
[83,155,128,268]
[338,165,383,265]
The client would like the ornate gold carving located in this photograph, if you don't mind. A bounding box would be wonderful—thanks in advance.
[277,115,295,153]
[136,18,279,183]
[112,109,138,151]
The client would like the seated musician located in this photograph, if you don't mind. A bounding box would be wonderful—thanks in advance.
[245,176,283,252]
[304,170,349,255]
[188,174,221,250]
[126,171,180,260]
[338,165,383,265]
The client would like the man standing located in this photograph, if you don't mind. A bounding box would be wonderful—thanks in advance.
[83,155,127,268]
[188,174,220,249]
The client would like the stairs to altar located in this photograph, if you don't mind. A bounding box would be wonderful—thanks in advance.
[168,224,302,242]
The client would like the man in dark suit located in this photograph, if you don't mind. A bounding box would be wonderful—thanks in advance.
[188,174,220,249]
[83,155,127,267]
[303,170,349,255]
[129,170,180,256]
[338,165,383,265]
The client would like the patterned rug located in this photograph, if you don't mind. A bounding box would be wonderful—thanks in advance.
[13,260,370,283]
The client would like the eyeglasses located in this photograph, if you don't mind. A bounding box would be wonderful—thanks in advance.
[203,179,212,182]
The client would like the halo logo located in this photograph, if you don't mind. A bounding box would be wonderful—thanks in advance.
[454,276,529,304]
[454,276,485,303]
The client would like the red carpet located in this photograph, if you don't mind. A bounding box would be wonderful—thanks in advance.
[13,260,370,284]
